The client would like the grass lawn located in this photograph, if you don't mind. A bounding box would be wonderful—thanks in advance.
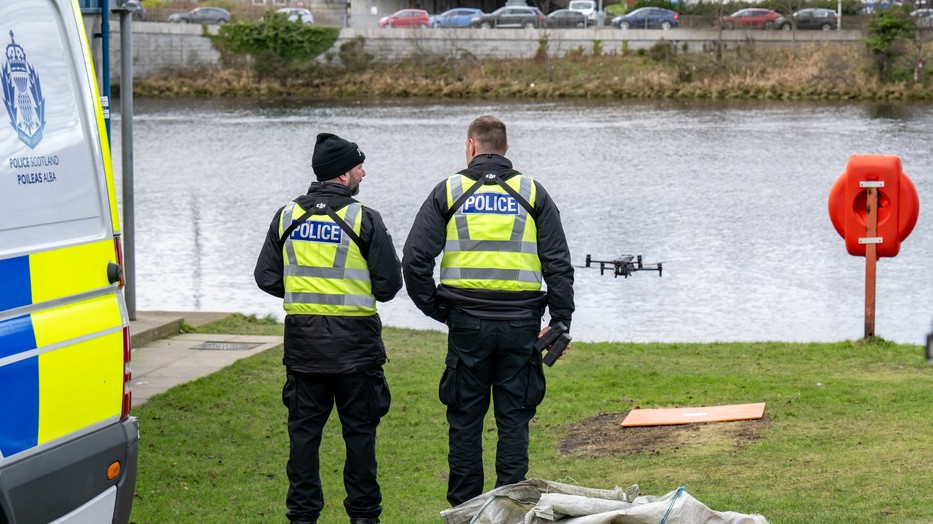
[130,315,932,523]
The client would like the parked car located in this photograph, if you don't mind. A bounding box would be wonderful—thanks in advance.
[720,8,781,29]
[912,8,933,28]
[379,8,430,28]
[567,0,597,22]
[611,7,679,29]
[276,7,314,25]
[546,9,588,28]
[430,8,483,27]
[471,6,546,28]
[167,6,230,24]
[775,8,837,30]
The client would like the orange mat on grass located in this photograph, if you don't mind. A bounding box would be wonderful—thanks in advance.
[621,402,766,427]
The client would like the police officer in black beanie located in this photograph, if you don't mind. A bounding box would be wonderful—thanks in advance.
[255,133,402,524]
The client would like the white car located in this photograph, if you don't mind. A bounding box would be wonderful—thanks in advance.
[277,7,314,25]
[912,8,933,28]
[568,0,597,22]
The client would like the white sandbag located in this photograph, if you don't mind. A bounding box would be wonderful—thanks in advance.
[440,479,768,524]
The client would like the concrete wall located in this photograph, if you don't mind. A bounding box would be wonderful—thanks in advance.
[103,22,864,81]
[334,27,865,61]
[106,22,222,80]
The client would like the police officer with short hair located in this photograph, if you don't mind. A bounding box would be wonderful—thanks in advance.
[402,115,574,506]
[255,133,402,524]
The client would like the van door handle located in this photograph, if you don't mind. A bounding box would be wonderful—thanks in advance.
[107,262,123,284]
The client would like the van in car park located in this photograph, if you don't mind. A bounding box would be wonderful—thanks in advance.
[0,0,138,523]
[568,0,598,22]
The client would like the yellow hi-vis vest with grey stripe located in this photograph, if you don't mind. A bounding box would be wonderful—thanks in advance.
[440,174,542,291]
[279,201,376,316]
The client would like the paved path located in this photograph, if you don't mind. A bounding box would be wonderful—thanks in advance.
[128,311,283,406]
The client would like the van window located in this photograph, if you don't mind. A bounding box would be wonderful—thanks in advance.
[1,0,109,258]
[569,1,595,9]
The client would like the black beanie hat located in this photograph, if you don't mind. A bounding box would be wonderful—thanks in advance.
[312,133,365,181]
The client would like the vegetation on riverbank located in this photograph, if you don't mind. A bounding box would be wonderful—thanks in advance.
[129,314,932,523]
[132,5,933,101]
[135,39,933,101]
[129,9,933,100]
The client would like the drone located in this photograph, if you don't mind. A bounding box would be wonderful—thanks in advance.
[582,254,663,278]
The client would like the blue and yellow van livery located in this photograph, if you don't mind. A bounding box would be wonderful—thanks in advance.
[1,0,138,523]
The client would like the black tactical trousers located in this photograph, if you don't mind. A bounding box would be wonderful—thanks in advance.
[282,369,391,522]
[440,310,547,507]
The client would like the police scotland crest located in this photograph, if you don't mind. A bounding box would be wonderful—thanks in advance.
[3,31,46,149]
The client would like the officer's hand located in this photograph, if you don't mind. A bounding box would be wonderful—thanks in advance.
[557,342,571,361]
[537,326,571,361]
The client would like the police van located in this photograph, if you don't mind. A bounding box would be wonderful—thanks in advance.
[0,0,138,522]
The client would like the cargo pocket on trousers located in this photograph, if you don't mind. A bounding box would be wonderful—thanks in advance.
[282,375,297,412]
[523,362,546,408]
[368,369,391,422]
[438,353,460,407]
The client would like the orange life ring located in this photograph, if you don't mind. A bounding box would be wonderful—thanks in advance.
[828,155,919,258]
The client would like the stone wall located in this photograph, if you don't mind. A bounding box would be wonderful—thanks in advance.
[102,22,864,81]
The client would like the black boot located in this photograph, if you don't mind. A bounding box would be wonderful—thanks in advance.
[349,518,379,524]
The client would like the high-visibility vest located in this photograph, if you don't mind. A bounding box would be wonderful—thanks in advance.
[440,173,542,291]
[278,201,376,316]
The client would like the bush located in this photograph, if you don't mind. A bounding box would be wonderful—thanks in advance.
[648,40,677,62]
[863,7,914,81]
[338,36,374,72]
[210,13,339,81]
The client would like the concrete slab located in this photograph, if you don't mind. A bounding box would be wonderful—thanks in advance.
[126,311,283,407]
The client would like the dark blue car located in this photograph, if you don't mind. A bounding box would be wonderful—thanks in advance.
[430,8,484,28]
[611,7,679,30]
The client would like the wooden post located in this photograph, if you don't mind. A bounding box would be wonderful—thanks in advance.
[864,186,878,339]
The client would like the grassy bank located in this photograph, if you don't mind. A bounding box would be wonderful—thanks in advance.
[135,43,933,101]
[128,314,933,523]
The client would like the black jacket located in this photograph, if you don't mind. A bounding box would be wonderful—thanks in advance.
[254,182,403,376]
[402,154,574,330]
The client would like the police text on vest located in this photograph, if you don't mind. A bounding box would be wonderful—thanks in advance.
[290,221,343,243]
[462,194,519,215]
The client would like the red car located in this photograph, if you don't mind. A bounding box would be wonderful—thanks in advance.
[720,8,781,29]
[379,9,430,28]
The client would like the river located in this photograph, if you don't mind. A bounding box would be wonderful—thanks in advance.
[111,98,933,345]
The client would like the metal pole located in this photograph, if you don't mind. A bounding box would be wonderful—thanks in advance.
[837,0,842,30]
[101,1,111,141]
[864,186,877,339]
[119,7,136,320]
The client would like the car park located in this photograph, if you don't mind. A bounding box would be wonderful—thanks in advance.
[168,6,231,24]
[471,6,546,28]
[276,7,314,25]
[546,9,588,28]
[775,8,837,30]
[430,8,484,27]
[611,7,679,29]
[719,8,781,29]
[379,8,430,28]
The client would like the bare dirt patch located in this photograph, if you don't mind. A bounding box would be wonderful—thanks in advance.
[559,412,772,458]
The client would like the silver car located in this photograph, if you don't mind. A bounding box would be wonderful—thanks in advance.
[168,7,231,24]
[277,7,314,25]
[912,8,933,28]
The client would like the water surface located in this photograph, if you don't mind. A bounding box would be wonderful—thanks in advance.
[112,98,933,344]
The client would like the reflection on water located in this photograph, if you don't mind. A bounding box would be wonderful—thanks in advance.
[111,98,933,344]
